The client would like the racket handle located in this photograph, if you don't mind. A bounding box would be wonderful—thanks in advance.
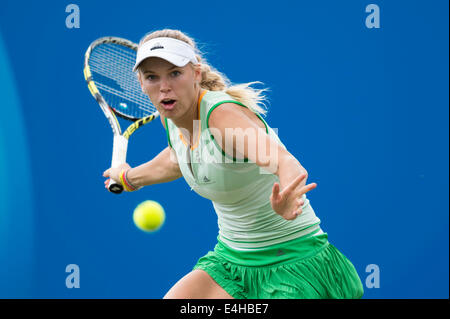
[109,135,129,194]
[108,178,124,194]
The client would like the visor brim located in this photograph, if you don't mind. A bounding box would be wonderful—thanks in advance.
[133,51,190,72]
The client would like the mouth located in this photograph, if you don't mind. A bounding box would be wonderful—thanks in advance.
[160,98,177,110]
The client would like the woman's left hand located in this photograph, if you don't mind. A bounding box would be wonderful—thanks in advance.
[270,173,317,220]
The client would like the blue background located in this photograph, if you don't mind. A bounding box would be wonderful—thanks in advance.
[0,0,448,299]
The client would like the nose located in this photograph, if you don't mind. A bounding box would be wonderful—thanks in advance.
[159,77,171,93]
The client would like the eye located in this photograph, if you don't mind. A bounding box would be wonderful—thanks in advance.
[146,74,157,81]
[171,70,181,77]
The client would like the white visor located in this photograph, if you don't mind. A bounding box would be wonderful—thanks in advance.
[133,37,198,72]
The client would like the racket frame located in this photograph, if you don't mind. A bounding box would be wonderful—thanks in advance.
[83,36,159,194]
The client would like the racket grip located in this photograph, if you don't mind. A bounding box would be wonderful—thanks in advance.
[108,135,129,194]
[108,178,124,194]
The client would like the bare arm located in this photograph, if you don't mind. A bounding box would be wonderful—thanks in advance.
[103,115,182,190]
[102,146,182,190]
[208,103,307,184]
[127,146,182,187]
[208,103,316,220]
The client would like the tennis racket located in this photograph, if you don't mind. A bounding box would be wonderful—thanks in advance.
[84,36,159,194]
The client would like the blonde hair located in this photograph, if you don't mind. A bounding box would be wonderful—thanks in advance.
[137,29,269,116]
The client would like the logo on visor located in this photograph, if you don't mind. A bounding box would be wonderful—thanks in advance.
[150,42,164,50]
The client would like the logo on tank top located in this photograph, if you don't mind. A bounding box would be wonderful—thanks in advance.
[203,176,211,183]
[199,175,214,185]
[276,249,285,256]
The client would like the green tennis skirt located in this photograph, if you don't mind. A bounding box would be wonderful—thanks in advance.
[193,232,364,299]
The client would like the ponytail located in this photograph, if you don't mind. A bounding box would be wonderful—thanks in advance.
[198,61,268,116]
[138,29,269,116]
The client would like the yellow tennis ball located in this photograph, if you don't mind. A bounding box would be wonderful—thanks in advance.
[133,200,165,232]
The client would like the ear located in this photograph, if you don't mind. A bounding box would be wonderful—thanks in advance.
[193,64,202,83]
[137,70,145,92]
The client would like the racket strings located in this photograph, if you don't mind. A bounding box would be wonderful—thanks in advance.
[89,43,156,119]
[89,45,152,115]
[90,44,151,109]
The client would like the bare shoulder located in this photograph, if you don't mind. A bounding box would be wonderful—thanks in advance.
[208,103,240,125]
[208,102,265,130]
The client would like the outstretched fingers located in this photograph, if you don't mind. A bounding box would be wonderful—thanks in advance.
[271,182,281,202]
[300,182,317,195]
[283,173,307,195]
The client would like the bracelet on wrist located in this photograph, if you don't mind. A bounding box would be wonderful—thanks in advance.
[125,169,141,190]
[119,169,137,192]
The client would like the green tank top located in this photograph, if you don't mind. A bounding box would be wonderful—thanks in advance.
[165,90,321,250]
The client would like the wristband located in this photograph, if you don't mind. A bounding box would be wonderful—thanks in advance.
[125,169,141,190]
[119,169,137,192]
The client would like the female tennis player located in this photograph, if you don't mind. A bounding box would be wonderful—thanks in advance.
[103,29,364,299]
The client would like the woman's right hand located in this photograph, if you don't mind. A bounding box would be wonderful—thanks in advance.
[102,163,132,190]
